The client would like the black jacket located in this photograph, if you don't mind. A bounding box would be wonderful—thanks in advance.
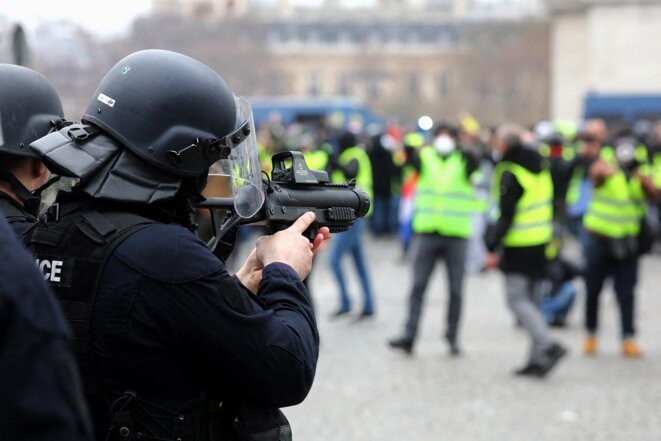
[0,191,38,237]
[0,215,92,441]
[63,197,320,439]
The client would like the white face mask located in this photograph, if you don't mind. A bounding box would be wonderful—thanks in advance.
[380,134,396,151]
[434,135,455,155]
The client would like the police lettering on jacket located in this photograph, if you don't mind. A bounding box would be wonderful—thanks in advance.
[36,258,66,283]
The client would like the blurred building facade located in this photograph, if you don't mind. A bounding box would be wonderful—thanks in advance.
[153,0,546,19]
[148,0,549,125]
[547,0,661,122]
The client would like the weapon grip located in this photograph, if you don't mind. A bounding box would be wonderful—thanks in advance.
[303,223,319,242]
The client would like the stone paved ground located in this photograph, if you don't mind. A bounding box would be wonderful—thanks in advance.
[244,233,661,441]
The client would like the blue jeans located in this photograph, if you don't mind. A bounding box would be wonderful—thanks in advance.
[329,218,375,314]
[541,281,576,324]
[371,195,398,236]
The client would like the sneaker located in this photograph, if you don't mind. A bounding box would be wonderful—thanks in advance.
[538,343,568,376]
[388,337,413,355]
[446,337,461,357]
[329,308,350,319]
[352,311,375,323]
[583,335,597,355]
[622,339,643,358]
[514,363,546,377]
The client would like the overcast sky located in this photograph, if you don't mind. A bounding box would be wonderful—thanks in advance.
[1,0,152,38]
[1,0,379,38]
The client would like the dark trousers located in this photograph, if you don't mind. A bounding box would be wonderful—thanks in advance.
[584,234,639,338]
[370,195,399,236]
[403,233,467,343]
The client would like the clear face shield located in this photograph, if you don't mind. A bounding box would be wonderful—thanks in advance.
[202,95,265,219]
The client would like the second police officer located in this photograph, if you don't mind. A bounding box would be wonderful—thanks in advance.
[0,64,66,235]
[28,49,330,441]
[0,64,93,441]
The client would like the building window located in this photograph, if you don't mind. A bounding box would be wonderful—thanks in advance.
[437,71,450,97]
[364,72,382,99]
[267,71,282,95]
[337,72,351,96]
[408,73,420,98]
[307,30,320,46]
[307,71,321,96]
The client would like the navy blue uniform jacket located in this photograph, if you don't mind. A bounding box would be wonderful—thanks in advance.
[92,222,320,415]
[0,215,91,440]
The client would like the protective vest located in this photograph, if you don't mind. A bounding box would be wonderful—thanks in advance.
[27,202,157,394]
[331,146,373,216]
[494,162,553,247]
[583,148,643,239]
[565,166,582,207]
[303,149,329,172]
[401,132,425,188]
[412,148,476,238]
[653,152,661,190]
[27,201,293,441]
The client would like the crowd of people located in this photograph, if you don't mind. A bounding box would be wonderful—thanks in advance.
[254,111,661,378]
[1,48,661,440]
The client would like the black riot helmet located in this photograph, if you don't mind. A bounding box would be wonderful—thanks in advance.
[0,64,64,158]
[30,50,264,218]
[82,49,241,178]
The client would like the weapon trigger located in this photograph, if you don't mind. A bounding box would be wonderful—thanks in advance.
[303,224,318,242]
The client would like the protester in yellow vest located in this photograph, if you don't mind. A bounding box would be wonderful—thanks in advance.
[327,129,375,320]
[388,122,479,356]
[483,123,567,378]
[582,138,659,358]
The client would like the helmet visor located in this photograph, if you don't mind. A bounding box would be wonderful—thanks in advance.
[202,95,264,219]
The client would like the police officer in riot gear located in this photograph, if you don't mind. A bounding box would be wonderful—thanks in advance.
[0,64,65,235]
[28,49,330,441]
[0,65,93,440]
[0,214,93,441]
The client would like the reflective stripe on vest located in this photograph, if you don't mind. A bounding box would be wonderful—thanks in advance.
[494,161,553,247]
[412,148,476,238]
